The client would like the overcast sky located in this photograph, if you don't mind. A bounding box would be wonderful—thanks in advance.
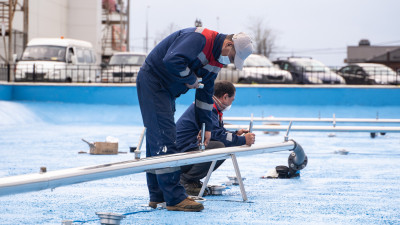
[129,0,399,67]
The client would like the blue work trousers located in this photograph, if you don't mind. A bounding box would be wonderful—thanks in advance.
[136,66,187,206]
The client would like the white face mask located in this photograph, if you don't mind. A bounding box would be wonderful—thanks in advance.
[218,55,231,65]
[222,104,231,112]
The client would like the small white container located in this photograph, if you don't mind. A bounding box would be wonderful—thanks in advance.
[227,176,246,185]
[208,185,226,195]
[95,212,126,225]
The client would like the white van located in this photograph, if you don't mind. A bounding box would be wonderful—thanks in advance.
[15,38,99,82]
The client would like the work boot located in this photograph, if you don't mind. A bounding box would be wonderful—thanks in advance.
[166,197,204,212]
[181,180,209,196]
[148,201,164,209]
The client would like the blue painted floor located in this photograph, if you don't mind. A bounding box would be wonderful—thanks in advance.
[0,101,400,224]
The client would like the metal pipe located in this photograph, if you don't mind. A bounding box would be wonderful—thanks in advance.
[137,127,146,151]
[199,123,205,150]
[0,141,296,197]
[249,113,253,133]
[225,124,400,133]
[224,117,400,124]
[284,121,293,142]
[333,114,336,127]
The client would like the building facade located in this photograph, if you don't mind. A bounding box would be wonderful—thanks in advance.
[346,39,400,70]
[1,0,128,64]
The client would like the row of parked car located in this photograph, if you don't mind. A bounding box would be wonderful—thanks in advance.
[220,54,400,85]
[12,38,399,85]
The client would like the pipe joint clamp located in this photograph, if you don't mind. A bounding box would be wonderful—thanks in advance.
[288,140,308,171]
[288,152,308,171]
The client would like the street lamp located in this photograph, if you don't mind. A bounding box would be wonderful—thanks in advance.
[145,5,150,53]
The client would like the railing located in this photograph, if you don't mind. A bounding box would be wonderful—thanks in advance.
[97,65,140,83]
[0,64,9,82]
[13,64,101,83]
[0,63,399,85]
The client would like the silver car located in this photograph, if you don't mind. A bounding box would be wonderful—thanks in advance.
[337,63,400,85]
[218,54,292,84]
[100,52,146,83]
[274,57,346,84]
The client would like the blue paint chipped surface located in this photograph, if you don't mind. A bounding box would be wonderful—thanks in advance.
[0,101,400,224]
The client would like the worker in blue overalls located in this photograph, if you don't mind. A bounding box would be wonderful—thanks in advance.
[136,27,253,211]
[176,81,256,195]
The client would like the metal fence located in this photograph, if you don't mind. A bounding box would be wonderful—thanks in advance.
[0,64,9,81]
[13,64,100,83]
[97,65,140,83]
[1,63,399,85]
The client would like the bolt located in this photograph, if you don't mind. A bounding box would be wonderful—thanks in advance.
[290,163,295,168]
[291,152,296,157]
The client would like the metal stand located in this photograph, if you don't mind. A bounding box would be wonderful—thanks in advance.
[197,118,254,201]
[197,154,248,202]
[230,154,247,201]
[198,160,216,198]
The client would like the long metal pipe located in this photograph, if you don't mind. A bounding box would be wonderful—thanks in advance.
[0,141,296,197]
[224,117,400,124]
[225,124,400,133]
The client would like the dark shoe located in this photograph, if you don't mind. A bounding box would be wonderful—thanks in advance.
[182,180,209,196]
[149,201,164,209]
[166,197,204,212]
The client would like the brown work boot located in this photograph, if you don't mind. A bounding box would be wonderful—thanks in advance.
[149,201,164,209]
[181,180,209,196]
[166,197,204,212]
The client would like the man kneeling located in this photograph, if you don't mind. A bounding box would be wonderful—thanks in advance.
[176,81,256,196]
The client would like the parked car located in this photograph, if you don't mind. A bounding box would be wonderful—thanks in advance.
[100,52,146,83]
[273,57,346,84]
[337,63,400,85]
[218,54,292,84]
[15,38,99,82]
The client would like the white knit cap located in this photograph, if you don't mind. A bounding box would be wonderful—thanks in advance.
[232,32,253,70]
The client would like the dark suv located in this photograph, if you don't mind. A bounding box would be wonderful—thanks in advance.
[273,57,345,84]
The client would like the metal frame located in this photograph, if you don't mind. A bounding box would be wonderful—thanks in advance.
[224,116,400,124]
[225,124,400,133]
[0,141,297,197]
[197,154,248,201]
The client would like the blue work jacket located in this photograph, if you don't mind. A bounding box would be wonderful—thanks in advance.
[176,103,246,152]
[144,27,226,131]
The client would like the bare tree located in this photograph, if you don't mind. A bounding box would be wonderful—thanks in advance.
[247,17,276,58]
[154,23,180,47]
